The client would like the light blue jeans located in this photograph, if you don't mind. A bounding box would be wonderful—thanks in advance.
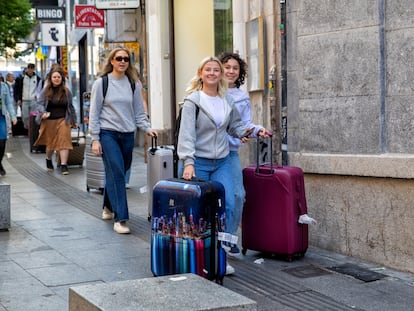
[229,150,245,236]
[100,129,135,222]
[179,156,235,236]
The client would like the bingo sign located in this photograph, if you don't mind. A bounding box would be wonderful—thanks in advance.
[75,5,105,28]
[95,0,140,9]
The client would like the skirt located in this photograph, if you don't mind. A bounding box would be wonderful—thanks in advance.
[35,118,73,151]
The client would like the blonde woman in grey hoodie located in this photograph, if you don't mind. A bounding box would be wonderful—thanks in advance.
[177,56,252,275]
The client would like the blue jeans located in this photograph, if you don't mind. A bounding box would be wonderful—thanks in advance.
[180,156,235,235]
[229,151,245,236]
[100,129,135,222]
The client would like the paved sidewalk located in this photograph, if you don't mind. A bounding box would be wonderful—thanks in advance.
[1,136,414,310]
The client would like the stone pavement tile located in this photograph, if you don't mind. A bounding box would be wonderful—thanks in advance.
[52,210,110,231]
[0,277,57,300]
[45,236,103,253]
[14,217,69,232]
[50,281,104,303]
[11,189,57,201]
[0,277,66,311]
[11,205,50,222]
[367,279,414,310]
[61,242,144,268]
[0,261,33,280]
[1,293,66,311]
[0,229,49,255]
[86,256,153,282]
[8,249,72,269]
[26,263,100,287]
[21,198,76,214]
[77,226,139,244]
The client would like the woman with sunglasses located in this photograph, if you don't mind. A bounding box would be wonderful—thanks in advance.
[89,47,157,234]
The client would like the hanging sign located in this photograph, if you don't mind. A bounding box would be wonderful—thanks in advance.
[41,23,66,46]
[95,0,140,10]
[75,5,105,28]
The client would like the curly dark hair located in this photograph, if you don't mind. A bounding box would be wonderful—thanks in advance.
[218,52,247,88]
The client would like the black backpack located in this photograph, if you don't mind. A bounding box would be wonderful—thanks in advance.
[173,100,199,177]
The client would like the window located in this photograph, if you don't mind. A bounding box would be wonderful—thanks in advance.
[214,0,233,56]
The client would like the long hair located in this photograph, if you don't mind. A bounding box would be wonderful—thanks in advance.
[99,47,139,82]
[219,52,247,88]
[45,68,67,101]
[185,56,227,97]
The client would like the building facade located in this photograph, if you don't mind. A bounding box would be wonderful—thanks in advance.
[72,0,414,273]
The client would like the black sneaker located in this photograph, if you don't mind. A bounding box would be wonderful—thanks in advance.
[46,159,54,171]
[61,164,69,175]
[0,164,6,176]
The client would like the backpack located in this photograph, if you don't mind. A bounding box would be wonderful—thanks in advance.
[173,100,199,177]
[102,74,136,99]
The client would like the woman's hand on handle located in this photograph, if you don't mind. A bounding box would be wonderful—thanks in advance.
[182,164,195,180]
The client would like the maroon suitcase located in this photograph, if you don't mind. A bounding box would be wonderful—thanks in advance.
[241,138,308,260]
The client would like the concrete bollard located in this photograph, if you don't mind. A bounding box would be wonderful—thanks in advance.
[0,182,10,231]
[69,273,257,311]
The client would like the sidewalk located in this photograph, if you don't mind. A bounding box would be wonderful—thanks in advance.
[1,136,414,310]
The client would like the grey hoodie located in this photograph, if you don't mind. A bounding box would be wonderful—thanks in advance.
[177,90,247,167]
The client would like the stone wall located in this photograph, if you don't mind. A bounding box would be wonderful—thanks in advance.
[286,0,414,272]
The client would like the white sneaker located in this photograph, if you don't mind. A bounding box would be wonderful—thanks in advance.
[114,222,131,234]
[225,263,235,275]
[102,206,113,220]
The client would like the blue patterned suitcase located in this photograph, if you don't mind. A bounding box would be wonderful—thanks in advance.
[151,179,227,284]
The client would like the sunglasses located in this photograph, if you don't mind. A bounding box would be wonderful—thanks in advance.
[114,56,130,62]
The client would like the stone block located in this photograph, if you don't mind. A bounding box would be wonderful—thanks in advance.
[0,182,10,231]
[69,273,257,311]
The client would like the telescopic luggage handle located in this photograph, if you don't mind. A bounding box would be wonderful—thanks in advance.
[149,136,158,155]
[255,132,274,175]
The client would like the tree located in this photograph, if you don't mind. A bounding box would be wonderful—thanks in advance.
[0,0,36,54]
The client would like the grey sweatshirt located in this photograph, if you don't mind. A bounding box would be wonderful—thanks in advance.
[89,75,151,141]
[177,91,247,167]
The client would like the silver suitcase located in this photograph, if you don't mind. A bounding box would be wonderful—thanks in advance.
[85,136,105,194]
[147,137,174,220]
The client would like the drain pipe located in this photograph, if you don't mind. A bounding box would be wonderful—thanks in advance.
[378,0,386,153]
[280,0,288,165]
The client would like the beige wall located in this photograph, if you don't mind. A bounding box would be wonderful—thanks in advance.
[173,0,215,105]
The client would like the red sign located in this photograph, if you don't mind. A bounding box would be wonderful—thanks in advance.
[75,5,105,28]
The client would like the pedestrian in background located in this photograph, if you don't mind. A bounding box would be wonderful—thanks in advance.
[89,47,157,234]
[5,72,17,114]
[177,56,252,275]
[219,52,269,256]
[0,78,17,176]
[14,63,42,129]
[34,67,78,175]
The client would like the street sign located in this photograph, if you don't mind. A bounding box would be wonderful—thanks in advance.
[36,6,65,21]
[75,5,105,28]
[41,23,66,46]
[95,0,140,10]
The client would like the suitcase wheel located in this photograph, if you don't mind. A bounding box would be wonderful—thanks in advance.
[242,248,247,256]
[147,215,152,222]
[99,188,104,195]
[86,186,90,192]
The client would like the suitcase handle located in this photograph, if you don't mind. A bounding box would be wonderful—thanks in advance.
[150,136,158,155]
[72,128,81,146]
[256,136,274,174]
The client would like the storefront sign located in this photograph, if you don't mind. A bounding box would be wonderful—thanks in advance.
[75,5,105,28]
[95,0,140,10]
[36,6,65,21]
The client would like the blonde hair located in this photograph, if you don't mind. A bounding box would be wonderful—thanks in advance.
[185,56,227,97]
[100,47,139,82]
